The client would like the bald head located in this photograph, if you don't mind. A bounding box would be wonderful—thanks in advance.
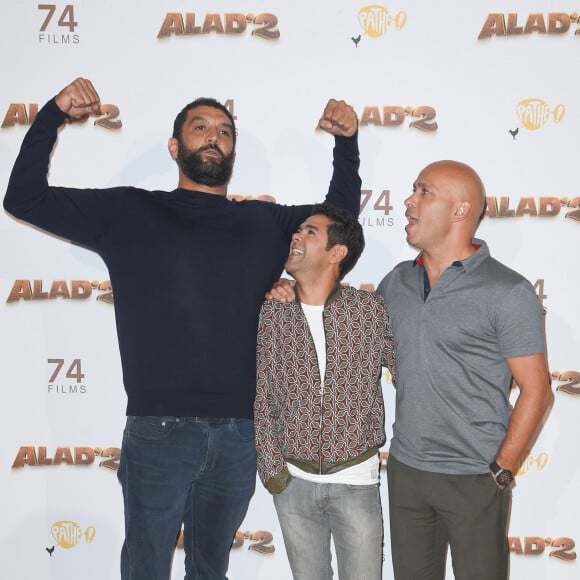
[418,160,486,229]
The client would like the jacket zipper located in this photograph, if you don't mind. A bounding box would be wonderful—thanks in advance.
[318,309,328,475]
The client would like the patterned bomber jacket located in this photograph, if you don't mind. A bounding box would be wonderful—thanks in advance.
[255,284,396,494]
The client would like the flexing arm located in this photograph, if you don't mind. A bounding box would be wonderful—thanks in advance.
[4,79,115,247]
[318,99,361,216]
[268,99,361,235]
[492,353,552,482]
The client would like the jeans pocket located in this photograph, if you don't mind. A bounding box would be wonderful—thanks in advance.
[233,419,255,442]
[345,483,379,491]
[127,416,179,440]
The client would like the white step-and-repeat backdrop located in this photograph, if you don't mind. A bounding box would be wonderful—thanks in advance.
[1,1,578,578]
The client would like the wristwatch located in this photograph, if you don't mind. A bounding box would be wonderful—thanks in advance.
[490,461,514,487]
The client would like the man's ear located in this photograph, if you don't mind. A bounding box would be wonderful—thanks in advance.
[168,137,178,160]
[452,200,472,222]
[329,244,348,265]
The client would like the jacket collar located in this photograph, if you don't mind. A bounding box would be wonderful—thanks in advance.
[295,282,342,308]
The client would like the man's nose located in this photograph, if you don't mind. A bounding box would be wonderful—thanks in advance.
[206,127,218,143]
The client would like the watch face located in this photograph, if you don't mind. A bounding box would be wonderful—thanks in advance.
[497,470,513,486]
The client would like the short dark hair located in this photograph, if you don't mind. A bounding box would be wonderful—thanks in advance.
[172,98,237,147]
[311,203,364,280]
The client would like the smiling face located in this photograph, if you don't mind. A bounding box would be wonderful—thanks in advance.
[285,214,335,280]
[169,105,236,188]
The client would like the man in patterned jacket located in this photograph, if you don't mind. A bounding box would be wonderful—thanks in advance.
[254,203,396,580]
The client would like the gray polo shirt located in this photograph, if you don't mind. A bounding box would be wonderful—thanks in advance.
[377,239,546,475]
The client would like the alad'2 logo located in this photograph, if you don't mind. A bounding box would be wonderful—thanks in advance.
[6,279,113,304]
[478,13,580,39]
[1,103,122,130]
[484,197,580,222]
[508,536,576,560]
[552,370,580,396]
[157,12,279,40]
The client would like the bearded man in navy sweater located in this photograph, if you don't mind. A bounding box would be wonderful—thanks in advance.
[3,77,361,580]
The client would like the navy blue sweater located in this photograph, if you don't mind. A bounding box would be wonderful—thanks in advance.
[4,99,361,418]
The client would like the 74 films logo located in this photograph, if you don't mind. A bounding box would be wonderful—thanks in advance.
[360,189,394,228]
[48,358,87,395]
[37,4,79,45]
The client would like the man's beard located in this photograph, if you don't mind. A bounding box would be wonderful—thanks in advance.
[176,141,235,187]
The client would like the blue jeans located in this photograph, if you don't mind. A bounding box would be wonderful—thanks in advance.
[273,477,384,580]
[117,416,256,580]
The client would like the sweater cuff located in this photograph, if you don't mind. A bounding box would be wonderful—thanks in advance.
[264,466,292,494]
[38,98,71,127]
[333,130,359,154]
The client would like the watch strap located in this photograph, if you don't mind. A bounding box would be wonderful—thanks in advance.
[490,461,514,486]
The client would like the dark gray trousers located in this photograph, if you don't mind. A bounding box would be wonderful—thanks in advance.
[387,455,511,580]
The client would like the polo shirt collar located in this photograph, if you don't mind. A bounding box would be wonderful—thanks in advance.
[413,238,489,273]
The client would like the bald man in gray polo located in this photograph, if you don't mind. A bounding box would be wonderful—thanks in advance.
[381,241,545,475]
[378,161,552,580]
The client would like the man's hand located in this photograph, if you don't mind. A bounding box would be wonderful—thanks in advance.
[317,99,358,137]
[55,78,101,118]
[265,278,295,303]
